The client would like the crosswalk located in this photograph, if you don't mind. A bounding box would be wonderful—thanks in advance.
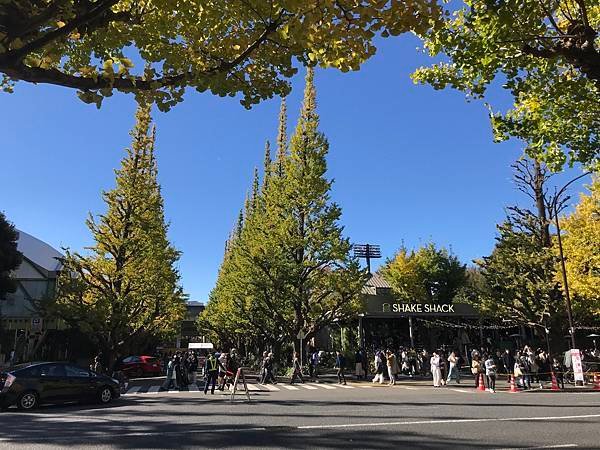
[123,381,363,396]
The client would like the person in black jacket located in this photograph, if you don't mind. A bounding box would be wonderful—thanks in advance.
[502,349,515,378]
[336,351,347,385]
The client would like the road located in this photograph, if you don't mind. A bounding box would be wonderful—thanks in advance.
[1,379,599,449]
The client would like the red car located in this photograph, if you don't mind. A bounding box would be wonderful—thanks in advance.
[118,356,162,378]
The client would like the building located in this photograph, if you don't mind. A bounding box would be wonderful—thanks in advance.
[0,230,63,363]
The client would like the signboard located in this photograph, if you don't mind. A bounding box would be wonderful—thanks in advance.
[188,342,214,349]
[571,349,584,382]
[363,297,479,317]
[296,330,306,340]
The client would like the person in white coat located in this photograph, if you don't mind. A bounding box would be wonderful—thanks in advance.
[431,351,442,387]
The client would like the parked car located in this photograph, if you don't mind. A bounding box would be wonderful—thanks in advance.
[0,362,120,411]
[117,355,162,378]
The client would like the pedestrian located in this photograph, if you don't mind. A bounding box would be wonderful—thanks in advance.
[439,351,447,385]
[471,355,484,389]
[188,352,198,384]
[204,353,220,394]
[502,348,515,385]
[446,351,461,384]
[217,352,229,390]
[174,354,184,387]
[431,351,442,387]
[552,357,565,389]
[309,348,319,381]
[335,351,347,385]
[354,349,364,380]
[386,350,397,386]
[361,349,369,380]
[163,355,179,390]
[264,352,277,384]
[259,351,268,383]
[484,354,497,393]
[290,352,305,384]
[372,350,385,384]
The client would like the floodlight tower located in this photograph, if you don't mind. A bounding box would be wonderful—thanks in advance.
[353,244,381,274]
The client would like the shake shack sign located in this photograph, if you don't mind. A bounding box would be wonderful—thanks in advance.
[386,303,455,314]
[364,297,478,317]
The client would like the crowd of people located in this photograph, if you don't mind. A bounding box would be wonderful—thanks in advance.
[85,342,599,394]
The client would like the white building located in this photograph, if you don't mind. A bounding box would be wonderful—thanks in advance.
[1,230,63,363]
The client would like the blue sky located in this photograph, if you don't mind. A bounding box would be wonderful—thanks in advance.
[1,35,589,302]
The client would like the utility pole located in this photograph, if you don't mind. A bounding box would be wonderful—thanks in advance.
[551,171,592,350]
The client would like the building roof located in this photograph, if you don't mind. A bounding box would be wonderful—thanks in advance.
[364,272,391,289]
[16,230,63,273]
[361,272,392,295]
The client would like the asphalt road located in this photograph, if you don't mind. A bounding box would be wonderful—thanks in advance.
[1,379,599,449]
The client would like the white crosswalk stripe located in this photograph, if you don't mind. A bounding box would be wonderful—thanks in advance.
[308,383,334,390]
[124,381,383,396]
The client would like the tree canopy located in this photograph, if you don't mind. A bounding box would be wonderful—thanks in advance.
[559,177,600,321]
[413,1,599,170]
[0,0,441,110]
[0,212,22,299]
[44,103,185,365]
[382,242,466,304]
[199,68,366,353]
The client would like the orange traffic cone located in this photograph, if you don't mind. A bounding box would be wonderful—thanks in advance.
[594,374,600,391]
[509,375,519,393]
[477,373,486,391]
[551,372,560,391]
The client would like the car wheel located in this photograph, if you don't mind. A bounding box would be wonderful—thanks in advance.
[98,386,113,404]
[17,391,39,411]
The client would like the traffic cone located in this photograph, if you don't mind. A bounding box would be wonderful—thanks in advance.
[477,373,486,391]
[551,372,560,391]
[509,375,519,393]
[594,374,600,391]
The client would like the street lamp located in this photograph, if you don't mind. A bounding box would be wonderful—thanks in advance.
[550,171,592,350]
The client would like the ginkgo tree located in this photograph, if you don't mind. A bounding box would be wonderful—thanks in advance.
[0,0,441,109]
[413,1,600,170]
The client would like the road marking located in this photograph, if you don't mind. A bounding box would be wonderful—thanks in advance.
[167,389,181,393]
[309,383,335,390]
[298,384,319,390]
[260,384,280,391]
[297,413,600,430]
[125,386,140,395]
[493,445,577,450]
[452,389,471,393]
[246,384,260,391]
[147,385,161,393]
[187,384,200,392]
[402,386,420,390]
[359,385,374,388]
[337,384,354,389]
[281,385,300,390]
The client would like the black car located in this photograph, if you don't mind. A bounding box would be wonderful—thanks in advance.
[0,362,120,411]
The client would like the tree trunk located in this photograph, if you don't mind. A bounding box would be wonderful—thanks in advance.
[533,160,551,247]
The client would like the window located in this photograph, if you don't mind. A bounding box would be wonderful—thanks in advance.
[123,356,140,363]
[65,365,90,378]
[39,364,66,377]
